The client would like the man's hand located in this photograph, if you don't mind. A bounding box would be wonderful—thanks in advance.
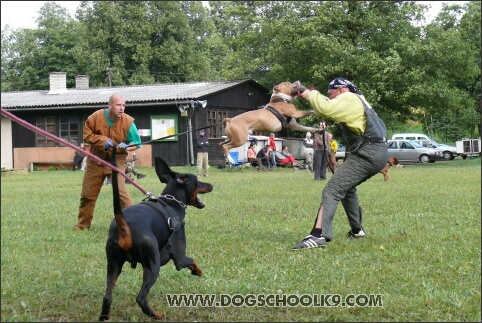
[118,142,128,150]
[291,85,307,96]
[104,139,113,151]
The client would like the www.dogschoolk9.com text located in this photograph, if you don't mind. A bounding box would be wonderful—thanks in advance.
[166,294,383,308]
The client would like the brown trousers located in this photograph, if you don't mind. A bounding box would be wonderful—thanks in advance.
[328,152,338,173]
[76,156,133,228]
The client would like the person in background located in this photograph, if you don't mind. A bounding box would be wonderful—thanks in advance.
[124,160,146,184]
[196,129,210,177]
[328,133,338,173]
[80,144,90,171]
[313,121,331,180]
[247,143,269,171]
[291,77,388,250]
[73,93,142,231]
[72,143,86,171]
[274,145,298,168]
[268,133,277,169]
[257,144,276,169]
[303,132,314,172]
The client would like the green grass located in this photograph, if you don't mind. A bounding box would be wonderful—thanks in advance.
[1,158,480,322]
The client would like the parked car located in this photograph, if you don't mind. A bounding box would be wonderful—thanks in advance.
[391,133,458,160]
[335,143,345,161]
[387,140,444,163]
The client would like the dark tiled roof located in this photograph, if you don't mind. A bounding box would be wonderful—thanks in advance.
[1,80,255,109]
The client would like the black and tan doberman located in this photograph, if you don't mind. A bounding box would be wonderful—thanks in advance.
[99,149,213,321]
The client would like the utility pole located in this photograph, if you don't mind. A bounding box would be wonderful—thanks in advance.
[106,68,112,87]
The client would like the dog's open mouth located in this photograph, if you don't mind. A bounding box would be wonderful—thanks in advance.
[196,197,206,209]
[192,184,213,209]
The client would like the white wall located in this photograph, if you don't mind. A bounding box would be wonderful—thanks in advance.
[1,116,13,169]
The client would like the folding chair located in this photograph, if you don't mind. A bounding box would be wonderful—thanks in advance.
[226,151,244,172]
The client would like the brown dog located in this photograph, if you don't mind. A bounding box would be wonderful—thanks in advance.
[220,81,320,162]
[380,156,399,181]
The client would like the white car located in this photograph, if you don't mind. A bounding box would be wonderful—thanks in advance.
[335,144,345,161]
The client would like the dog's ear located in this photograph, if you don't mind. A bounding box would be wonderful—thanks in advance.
[154,157,175,184]
[273,85,280,93]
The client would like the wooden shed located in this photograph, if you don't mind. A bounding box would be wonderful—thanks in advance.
[1,72,274,169]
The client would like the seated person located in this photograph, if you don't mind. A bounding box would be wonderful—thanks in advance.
[257,144,276,169]
[247,144,269,171]
[125,161,146,184]
[275,145,298,168]
[72,143,86,171]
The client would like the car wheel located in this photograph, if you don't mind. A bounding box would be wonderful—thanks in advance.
[419,154,431,163]
[443,151,453,161]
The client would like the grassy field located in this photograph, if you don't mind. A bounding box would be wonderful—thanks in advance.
[1,157,480,322]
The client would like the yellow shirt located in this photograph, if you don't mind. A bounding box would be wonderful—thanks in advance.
[330,139,338,153]
[306,90,367,135]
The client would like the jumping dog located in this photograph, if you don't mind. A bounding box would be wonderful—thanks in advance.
[220,81,321,163]
[99,147,213,321]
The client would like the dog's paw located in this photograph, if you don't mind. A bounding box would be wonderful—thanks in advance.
[188,263,203,276]
[150,311,165,320]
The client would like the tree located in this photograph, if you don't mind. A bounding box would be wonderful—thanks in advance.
[73,1,217,86]
[1,2,80,90]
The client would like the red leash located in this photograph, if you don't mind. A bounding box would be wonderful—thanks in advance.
[1,108,150,196]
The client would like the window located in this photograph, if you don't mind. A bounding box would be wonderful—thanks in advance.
[60,115,80,145]
[35,116,56,147]
[207,109,226,138]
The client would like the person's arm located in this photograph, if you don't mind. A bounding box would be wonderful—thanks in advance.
[83,112,111,151]
[126,123,142,152]
[299,89,366,133]
[314,132,324,146]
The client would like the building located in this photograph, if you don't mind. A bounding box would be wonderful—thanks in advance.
[1,72,271,169]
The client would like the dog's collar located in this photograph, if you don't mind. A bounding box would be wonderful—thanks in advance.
[270,97,291,103]
[151,194,187,209]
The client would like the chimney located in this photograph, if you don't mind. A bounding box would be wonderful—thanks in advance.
[48,72,67,94]
[75,75,90,89]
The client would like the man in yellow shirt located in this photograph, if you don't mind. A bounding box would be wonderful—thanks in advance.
[291,78,388,250]
[328,133,338,173]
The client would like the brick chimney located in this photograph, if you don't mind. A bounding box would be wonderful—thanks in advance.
[75,75,90,89]
[48,72,67,94]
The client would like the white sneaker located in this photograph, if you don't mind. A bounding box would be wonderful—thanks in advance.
[346,229,365,238]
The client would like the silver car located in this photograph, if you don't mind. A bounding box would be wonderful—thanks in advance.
[335,143,345,161]
[411,139,458,160]
[387,140,444,163]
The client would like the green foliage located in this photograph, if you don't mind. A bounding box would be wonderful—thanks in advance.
[1,160,480,321]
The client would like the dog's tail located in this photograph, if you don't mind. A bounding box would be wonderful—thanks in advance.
[111,146,133,251]
[222,118,231,128]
